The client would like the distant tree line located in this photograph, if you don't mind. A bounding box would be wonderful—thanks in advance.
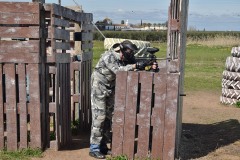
[93,30,240,42]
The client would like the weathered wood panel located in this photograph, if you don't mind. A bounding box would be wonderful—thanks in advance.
[80,32,93,42]
[27,64,41,148]
[0,2,40,13]
[81,24,94,31]
[52,17,70,28]
[0,64,4,149]
[0,1,94,151]
[136,72,153,158]
[0,27,40,39]
[112,71,128,156]
[112,72,180,160]
[163,73,179,160]
[4,64,18,150]
[53,42,70,50]
[122,72,138,158]
[0,40,40,63]
[151,73,167,159]
[0,12,40,25]
[81,42,93,51]
[18,64,28,149]
[53,28,70,41]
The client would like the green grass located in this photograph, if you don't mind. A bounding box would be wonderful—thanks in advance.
[0,148,42,160]
[184,44,231,92]
[92,40,232,92]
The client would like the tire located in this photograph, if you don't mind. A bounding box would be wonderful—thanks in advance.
[231,46,240,57]
[104,38,151,50]
[222,88,240,99]
[220,96,238,105]
[222,78,240,90]
[225,56,240,72]
[222,70,240,81]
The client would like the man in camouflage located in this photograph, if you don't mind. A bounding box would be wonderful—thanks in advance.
[89,40,146,159]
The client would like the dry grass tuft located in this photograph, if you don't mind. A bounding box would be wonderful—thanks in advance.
[187,36,240,47]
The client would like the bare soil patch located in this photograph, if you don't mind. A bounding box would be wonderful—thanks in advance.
[32,91,240,160]
[180,91,240,160]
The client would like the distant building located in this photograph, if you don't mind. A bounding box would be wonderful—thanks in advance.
[95,18,167,31]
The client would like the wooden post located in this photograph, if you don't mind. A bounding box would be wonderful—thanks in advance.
[166,0,189,158]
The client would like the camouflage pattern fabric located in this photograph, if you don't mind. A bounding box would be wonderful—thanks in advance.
[90,50,134,146]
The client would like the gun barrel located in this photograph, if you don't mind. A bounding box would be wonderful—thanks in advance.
[135,57,172,60]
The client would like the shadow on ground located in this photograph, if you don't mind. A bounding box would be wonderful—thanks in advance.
[60,130,91,151]
[179,119,240,159]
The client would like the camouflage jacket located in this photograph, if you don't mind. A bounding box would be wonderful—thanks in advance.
[92,50,134,87]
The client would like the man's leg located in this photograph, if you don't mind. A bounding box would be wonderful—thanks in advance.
[100,91,115,155]
[89,78,107,159]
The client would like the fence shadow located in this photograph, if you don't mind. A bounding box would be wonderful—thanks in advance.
[179,119,240,159]
[60,130,91,150]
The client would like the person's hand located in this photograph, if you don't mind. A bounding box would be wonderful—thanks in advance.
[151,62,158,70]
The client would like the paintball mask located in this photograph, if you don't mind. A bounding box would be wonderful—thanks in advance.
[119,40,138,63]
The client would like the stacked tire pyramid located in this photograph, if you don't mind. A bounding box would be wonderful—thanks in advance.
[221,47,240,105]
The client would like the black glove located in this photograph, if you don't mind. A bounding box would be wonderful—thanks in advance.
[136,61,148,70]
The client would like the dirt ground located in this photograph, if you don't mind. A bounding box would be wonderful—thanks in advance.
[32,91,240,160]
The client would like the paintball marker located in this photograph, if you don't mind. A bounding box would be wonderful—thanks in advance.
[135,47,160,72]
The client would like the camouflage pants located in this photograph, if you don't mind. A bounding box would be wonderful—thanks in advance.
[90,73,115,145]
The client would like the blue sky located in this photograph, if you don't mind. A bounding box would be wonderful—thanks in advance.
[4,0,240,31]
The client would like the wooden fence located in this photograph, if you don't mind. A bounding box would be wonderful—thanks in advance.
[0,2,93,150]
[112,71,179,159]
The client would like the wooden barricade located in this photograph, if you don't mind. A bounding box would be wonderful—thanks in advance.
[0,2,42,150]
[112,71,179,160]
[0,2,93,151]
[44,3,93,149]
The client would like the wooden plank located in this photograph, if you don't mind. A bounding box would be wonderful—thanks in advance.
[0,27,40,39]
[81,51,93,62]
[55,63,60,149]
[77,62,83,129]
[82,61,87,128]
[0,64,4,149]
[55,53,71,63]
[162,73,179,160]
[0,53,40,63]
[81,42,93,51]
[4,64,18,150]
[51,4,77,21]
[0,2,40,13]
[52,17,70,28]
[122,72,139,159]
[66,63,72,142]
[53,42,70,50]
[0,40,40,63]
[27,64,41,148]
[136,72,154,158]
[60,64,65,146]
[0,40,39,53]
[75,13,93,23]
[175,0,189,157]
[18,64,28,149]
[80,32,93,42]
[87,60,91,129]
[53,28,70,40]
[51,4,93,23]
[112,71,128,156]
[0,12,40,25]
[151,73,167,159]
[81,24,94,31]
